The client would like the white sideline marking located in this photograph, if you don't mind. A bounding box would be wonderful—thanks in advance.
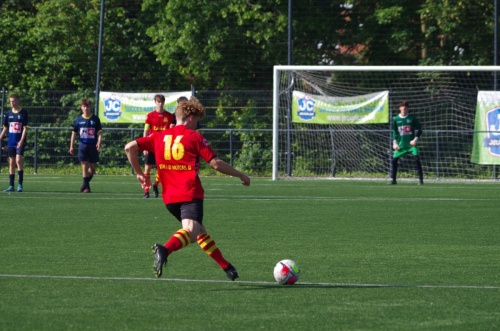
[0,274,498,289]
[0,193,499,202]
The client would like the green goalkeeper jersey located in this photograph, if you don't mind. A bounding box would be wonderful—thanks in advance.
[392,114,422,149]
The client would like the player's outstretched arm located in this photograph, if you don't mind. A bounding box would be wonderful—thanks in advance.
[209,157,250,186]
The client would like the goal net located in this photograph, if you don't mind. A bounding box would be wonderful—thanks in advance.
[272,66,500,181]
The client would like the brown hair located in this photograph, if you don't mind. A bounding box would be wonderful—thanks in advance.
[81,98,92,107]
[175,96,206,120]
[177,96,188,104]
[154,94,165,103]
[399,101,409,107]
[9,93,20,100]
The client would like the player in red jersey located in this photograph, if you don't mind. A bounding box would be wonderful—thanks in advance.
[142,94,175,198]
[125,97,250,280]
[149,96,192,197]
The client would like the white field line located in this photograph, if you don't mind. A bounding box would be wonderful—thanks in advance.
[0,274,498,289]
[0,193,498,201]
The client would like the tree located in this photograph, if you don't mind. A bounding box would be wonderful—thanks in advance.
[98,0,185,91]
[0,0,497,91]
[0,2,37,89]
[419,0,494,65]
[346,0,494,66]
[0,0,182,91]
[346,0,426,65]
[143,0,287,90]
[23,0,100,90]
[142,0,356,89]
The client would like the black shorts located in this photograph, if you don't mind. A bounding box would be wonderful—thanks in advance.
[144,152,156,166]
[166,200,204,224]
[7,146,25,157]
[78,143,99,163]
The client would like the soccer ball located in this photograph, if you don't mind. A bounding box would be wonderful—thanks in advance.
[273,259,301,285]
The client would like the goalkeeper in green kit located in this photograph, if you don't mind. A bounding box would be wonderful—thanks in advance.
[389,101,424,185]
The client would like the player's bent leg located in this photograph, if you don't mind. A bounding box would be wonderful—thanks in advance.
[197,233,239,281]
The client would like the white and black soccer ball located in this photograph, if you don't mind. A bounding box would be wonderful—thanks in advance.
[273,259,300,285]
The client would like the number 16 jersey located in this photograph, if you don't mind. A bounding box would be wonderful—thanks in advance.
[136,125,216,204]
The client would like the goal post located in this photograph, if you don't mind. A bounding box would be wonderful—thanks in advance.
[273,65,500,181]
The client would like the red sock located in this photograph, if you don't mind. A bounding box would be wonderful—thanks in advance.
[165,229,190,255]
[154,173,160,186]
[197,233,230,269]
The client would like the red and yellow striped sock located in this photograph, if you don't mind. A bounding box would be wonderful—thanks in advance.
[197,233,230,269]
[154,173,160,186]
[165,229,190,255]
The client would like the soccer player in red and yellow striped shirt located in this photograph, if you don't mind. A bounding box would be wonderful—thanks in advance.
[125,97,250,280]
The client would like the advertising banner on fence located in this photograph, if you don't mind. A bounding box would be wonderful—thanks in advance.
[98,91,191,124]
[471,91,500,164]
[291,90,389,124]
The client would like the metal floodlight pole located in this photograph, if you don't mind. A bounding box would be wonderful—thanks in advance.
[495,0,498,90]
[288,0,292,66]
[95,0,105,116]
[495,0,498,179]
[286,0,293,177]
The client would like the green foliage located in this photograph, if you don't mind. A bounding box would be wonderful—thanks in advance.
[143,0,289,89]
[0,1,497,91]
[419,0,494,65]
[0,0,181,92]
[0,9,36,89]
[233,139,272,176]
[351,1,425,65]
[25,0,100,90]
[209,94,273,173]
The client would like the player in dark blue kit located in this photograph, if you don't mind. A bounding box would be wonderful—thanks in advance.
[69,99,103,193]
[0,94,29,193]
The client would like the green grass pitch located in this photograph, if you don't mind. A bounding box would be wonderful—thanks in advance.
[0,175,499,330]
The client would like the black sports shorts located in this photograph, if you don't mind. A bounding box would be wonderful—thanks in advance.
[7,145,25,157]
[78,143,99,163]
[166,199,204,224]
[144,152,156,166]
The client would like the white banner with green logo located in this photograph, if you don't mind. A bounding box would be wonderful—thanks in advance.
[471,91,500,164]
[98,91,191,124]
[291,90,389,124]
